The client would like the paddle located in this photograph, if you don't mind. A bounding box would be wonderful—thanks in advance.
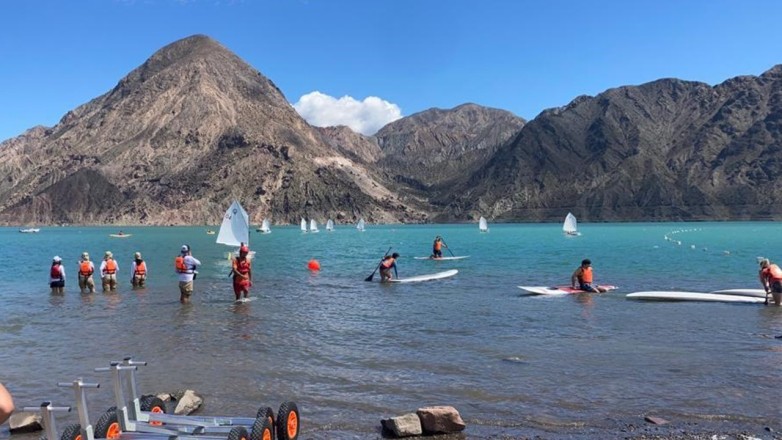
[441,238,457,257]
[365,246,392,282]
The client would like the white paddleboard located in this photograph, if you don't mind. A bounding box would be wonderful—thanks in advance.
[708,288,767,298]
[626,291,765,303]
[518,285,617,295]
[387,269,458,283]
[109,234,132,238]
[413,256,470,260]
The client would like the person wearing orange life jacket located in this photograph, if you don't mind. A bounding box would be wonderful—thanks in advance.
[49,255,65,294]
[758,258,782,306]
[571,258,607,293]
[130,252,147,288]
[231,244,252,301]
[432,236,447,259]
[100,251,119,292]
[77,252,96,294]
[380,252,400,282]
[175,244,201,304]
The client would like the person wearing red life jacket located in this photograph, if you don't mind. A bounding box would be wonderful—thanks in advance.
[571,258,607,293]
[100,251,119,292]
[759,258,782,306]
[380,252,400,282]
[231,243,252,301]
[77,252,95,293]
[131,252,147,288]
[49,255,65,294]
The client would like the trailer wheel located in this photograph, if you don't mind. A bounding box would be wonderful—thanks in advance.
[227,426,249,440]
[60,424,82,440]
[276,402,299,440]
[94,410,121,440]
[140,395,167,425]
[256,406,275,438]
[250,414,273,440]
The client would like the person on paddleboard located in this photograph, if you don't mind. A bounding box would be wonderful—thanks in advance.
[77,252,96,293]
[380,252,400,282]
[49,256,65,294]
[175,244,201,304]
[571,259,607,293]
[231,243,252,301]
[131,252,147,288]
[758,258,782,306]
[432,236,447,259]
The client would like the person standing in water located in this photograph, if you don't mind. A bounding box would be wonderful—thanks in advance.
[77,252,96,294]
[758,258,782,306]
[231,243,252,301]
[571,258,607,293]
[432,236,447,259]
[175,245,201,304]
[49,256,65,294]
[130,252,147,288]
[100,251,118,292]
[380,252,400,282]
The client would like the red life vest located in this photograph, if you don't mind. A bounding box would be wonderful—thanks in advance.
[175,256,191,273]
[234,258,251,275]
[79,261,93,276]
[763,264,782,281]
[381,257,396,269]
[134,261,146,276]
[104,259,117,274]
[50,264,62,279]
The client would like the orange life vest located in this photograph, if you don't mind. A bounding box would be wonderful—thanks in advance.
[104,259,117,274]
[579,266,593,283]
[79,261,93,276]
[434,240,442,251]
[134,261,146,276]
[50,264,62,279]
[175,256,192,273]
[381,257,396,269]
[233,258,251,275]
[763,264,782,281]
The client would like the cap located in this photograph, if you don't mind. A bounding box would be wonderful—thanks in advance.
[239,245,249,254]
[392,252,400,258]
[134,252,142,259]
[53,256,62,263]
[181,244,190,254]
[81,252,90,260]
[104,251,113,258]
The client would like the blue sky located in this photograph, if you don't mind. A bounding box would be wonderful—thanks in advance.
[2,0,782,140]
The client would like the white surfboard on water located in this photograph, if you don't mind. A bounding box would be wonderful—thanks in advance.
[708,288,766,298]
[626,291,765,303]
[387,269,458,283]
[413,256,470,260]
[519,285,617,295]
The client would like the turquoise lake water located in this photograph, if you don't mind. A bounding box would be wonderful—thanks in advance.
[1,222,781,438]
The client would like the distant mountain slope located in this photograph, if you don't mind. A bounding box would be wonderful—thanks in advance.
[443,66,782,221]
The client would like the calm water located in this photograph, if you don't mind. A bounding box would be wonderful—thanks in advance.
[1,223,781,439]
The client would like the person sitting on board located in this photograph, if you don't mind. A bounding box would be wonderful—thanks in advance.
[131,252,147,288]
[380,252,400,282]
[432,236,447,258]
[77,252,96,294]
[175,244,201,304]
[231,243,252,301]
[571,259,607,293]
[758,258,782,306]
[100,251,118,292]
[49,255,65,294]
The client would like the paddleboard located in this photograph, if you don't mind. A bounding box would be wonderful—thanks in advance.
[518,285,617,295]
[109,234,132,238]
[708,288,766,298]
[626,291,765,303]
[387,269,458,283]
[413,256,470,260]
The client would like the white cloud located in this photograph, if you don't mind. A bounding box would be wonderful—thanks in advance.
[293,91,402,136]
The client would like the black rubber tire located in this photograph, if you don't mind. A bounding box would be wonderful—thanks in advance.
[140,395,167,413]
[60,424,82,440]
[256,406,275,439]
[227,426,249,440]
[250,415,273,440]
[94,409,121,440]
[276,402,299,440]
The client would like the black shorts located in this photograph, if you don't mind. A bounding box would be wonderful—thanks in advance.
[50,280,65,288]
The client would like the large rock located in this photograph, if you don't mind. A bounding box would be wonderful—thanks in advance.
[416,405,466,434]
[8,411,42,433]
[173,390,203,415]
[380,412,422,438]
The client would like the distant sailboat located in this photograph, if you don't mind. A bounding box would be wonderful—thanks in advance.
[326,219,334,231]
[217,200,254,259]
[257,218,271,234]
[310,219,319,233]
[300,218,308,233]
[479,216,489,233]
[357,218,365,232]
[563,212,581,236]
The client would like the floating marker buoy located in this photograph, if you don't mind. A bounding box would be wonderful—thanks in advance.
[308,259,321,271]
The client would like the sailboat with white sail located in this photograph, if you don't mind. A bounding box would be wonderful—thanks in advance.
[216,200,255,259]
[563,212,581,236]
[326,219,334,231]
[356,218,365,232]
[479,216,489,233]
[300,218,308,233]
[310,219,319,233]
[257,218,271,234]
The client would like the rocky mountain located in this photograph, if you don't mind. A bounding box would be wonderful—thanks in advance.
[441,66,782,221]
[0,35,430,225]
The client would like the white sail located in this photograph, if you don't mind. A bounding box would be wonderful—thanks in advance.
[300,218,308,232]
[310,219,319,233]
[563,212,580,236]
[357,218,365,231]
[260,218,271,234]
[216,200,250,247]
[479,216,488,232]
[326,219,334,231]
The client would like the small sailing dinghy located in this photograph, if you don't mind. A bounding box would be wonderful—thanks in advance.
[479,216,488,233]
[357,218,365,232]
[257,218,271,234]
[326,219,334,231]
[310,219,319,233]
[216,200,254,259]
[563,212,581,236]
[300,218,308,233]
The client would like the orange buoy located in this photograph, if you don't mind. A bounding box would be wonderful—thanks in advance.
[308,259,321,271]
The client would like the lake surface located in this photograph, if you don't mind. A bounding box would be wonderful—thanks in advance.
[1,222,781,438]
